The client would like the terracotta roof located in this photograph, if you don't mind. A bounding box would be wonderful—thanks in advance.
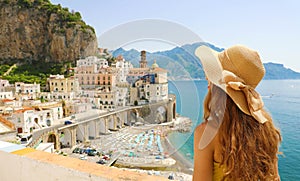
[1,99,13,103]
[14,107,34,113]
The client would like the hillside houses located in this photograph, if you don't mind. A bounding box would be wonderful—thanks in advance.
[0,49,169,135]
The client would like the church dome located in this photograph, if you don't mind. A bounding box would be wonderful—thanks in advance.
[151,60,159,68]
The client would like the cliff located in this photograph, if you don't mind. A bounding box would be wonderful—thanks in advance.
[0,0,98,63]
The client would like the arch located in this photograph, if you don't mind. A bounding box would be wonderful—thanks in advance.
[99,118,106,134]
[173,102,176,119]
[60,129,72,148]
[129,109,138,124]
[47,134,57,149]
[46,120,51,126]
[88,121,96,139]
[34,118,38,124]
[108,116,115,131]
[156,106,167,123]
[116,117,121,129]
[76,124,85,143]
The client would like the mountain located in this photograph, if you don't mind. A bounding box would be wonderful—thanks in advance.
[113,42,300,80]
[0,0,97,64]
[264,62,300,79]
[113,42,222,80]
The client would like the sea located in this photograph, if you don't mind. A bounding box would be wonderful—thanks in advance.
[168,79,300,181]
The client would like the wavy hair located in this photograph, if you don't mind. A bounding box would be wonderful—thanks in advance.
[204,84,281,180]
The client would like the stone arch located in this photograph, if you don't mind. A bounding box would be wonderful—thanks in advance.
[156,106,167,123]
[129,109,138,124]
[108,115,115,131]
[60,129,72,148]
[116,116,122,129]
[99,118,106,134]
[76,124,86,143]
[173,102,176,119]
[88,121,96,139]
[47,134,57,149]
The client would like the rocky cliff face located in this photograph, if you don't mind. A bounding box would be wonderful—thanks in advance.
[0,0,98,63]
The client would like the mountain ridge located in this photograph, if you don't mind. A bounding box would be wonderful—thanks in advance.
[113,43,300,80]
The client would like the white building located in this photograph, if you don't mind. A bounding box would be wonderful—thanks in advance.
[76,56,109,71]
[12,108,53,134]
[0,79,10,92]
[0,91,14,99]
[15,82,40,94]
[129,61,168,105]
[112,55,133,83]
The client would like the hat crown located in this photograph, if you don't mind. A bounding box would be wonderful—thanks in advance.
[218,45,265,88]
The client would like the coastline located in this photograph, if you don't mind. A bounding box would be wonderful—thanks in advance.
[162,133,194,175]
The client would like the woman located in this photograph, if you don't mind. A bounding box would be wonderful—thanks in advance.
[193,45,281,180]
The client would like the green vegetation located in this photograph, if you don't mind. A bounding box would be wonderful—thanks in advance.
[0,61,74,87]
[0,65,10,75]
[15,0,95,34]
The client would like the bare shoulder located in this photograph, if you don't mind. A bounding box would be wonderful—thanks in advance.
[194,122,207,139]
[194,121,218,151]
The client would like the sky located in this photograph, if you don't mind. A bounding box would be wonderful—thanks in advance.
[51,0,300,72]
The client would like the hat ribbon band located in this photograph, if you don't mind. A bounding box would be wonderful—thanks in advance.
[221,70,268,124]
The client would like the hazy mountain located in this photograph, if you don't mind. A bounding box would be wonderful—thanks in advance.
[113,42,300,80]
[264,62,300,79]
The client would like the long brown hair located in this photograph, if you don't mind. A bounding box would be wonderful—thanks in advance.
[204,84,281,180]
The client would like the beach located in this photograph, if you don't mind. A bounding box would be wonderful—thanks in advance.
[60,117,193,180]
[163,136,194,175]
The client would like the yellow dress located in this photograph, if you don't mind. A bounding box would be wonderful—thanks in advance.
[213,162,225,181]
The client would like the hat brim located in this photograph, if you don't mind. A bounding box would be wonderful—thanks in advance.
[195,45,250,115]
[195,45,250,149]
[195,46,223,88]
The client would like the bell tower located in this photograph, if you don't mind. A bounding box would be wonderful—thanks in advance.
[140,50,147,68]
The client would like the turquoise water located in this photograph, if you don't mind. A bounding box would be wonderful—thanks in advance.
[168,80,300,180]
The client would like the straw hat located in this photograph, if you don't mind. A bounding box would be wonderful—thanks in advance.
[195,45,268,149]
[195,45,267,122]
